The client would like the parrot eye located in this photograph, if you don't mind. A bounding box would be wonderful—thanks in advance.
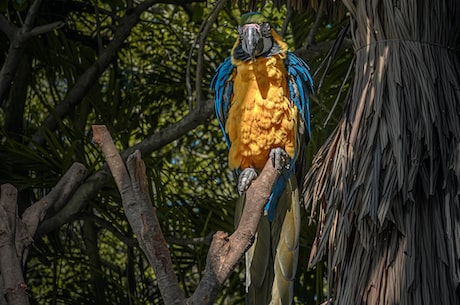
[261,23,271,37]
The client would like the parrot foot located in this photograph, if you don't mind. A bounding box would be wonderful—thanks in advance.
[269,147,291,171]
[238,168,258,195]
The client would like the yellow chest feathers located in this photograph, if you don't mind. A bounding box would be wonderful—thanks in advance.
[226,55,298,170]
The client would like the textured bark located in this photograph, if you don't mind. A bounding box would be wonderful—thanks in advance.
[0,185,28,305]
[0,164,86,305]
[304,1,460,305]
[37,98,214,236]
[93,124,280,305]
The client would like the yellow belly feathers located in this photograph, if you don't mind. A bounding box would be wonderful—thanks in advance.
[226,54,297,170]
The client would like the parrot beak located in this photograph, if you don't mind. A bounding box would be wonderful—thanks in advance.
[240,24,261,61]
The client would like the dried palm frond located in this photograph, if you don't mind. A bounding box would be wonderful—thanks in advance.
[304,1,460,304]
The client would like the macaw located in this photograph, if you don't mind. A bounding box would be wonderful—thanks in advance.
[211,12,313,305]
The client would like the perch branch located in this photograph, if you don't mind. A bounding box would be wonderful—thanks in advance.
[187,158,278,304]
[92,124,280,305]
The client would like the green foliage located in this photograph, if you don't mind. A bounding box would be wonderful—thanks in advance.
[0,0,352,304]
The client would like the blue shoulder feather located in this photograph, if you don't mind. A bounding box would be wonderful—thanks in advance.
[285,51,314,139]
[211,57,234,148]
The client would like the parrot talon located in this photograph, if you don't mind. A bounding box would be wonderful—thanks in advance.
[269,147,290,171]
[238,168,258,195]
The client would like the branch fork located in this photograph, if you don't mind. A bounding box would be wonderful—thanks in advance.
[92,124,280,305]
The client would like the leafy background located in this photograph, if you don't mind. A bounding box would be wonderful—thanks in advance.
[0,0,352,304]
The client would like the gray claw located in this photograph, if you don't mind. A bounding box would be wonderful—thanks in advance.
[269,147,290,171]
[238,168,258,195]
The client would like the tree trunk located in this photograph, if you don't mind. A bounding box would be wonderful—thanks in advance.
[304,1,460,304]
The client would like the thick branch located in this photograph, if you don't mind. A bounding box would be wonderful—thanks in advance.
[187,159,278,304]
[18,163,87,256]
[36,98,214,236]
[92,125,279,305]
[92,125,185,305]
[0,184,28,305]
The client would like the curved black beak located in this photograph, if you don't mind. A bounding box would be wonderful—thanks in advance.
[240,24,261,61]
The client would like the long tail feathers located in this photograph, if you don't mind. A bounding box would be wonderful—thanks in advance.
[235,175,300,305]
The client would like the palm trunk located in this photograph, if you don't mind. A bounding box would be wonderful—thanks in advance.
[304,1,460,304]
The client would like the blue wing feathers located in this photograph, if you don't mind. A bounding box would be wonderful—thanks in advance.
[285,52,314,136]
[211,57,234,147]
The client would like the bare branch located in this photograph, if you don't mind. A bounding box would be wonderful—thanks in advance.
[36,98,214,236]
[0,184,29,305]
[92,126,186,305]
[21,163,87,238]
[23,0,43,31]
[186,0,227,107]
[0,0,46,104]
[92,125,279,305]
[303,0,325,49]
[27,21,65,37]
[187,158,278,305]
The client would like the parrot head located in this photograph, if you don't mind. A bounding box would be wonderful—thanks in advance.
[237,12,274,61]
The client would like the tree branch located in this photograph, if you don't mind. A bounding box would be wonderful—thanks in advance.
[36,98,214,236]
[186,0,226,107]
[92,125,279,305]
[0,0,63,105]
[29,0,159,147]
[303,0,325,50]
[92,125,186,305]
[0,163,86,305]
[0,184,28,305]
[18,163,87,257]
[187,157,278,304]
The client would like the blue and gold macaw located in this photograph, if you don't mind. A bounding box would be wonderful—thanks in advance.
[211,12,313,305]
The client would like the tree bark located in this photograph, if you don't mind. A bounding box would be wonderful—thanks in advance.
[92,124,280,305]
[0,184,28,305]
[37,98,214,236]
[0,164,86,305]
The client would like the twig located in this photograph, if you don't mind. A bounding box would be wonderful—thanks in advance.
[303,0,325,49]
[186,0,227,108]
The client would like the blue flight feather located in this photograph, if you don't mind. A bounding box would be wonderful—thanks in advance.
[211,56,234,147]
